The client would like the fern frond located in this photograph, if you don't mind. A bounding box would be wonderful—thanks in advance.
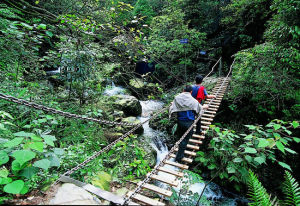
[247,170,273,206]
[282,171,300,206]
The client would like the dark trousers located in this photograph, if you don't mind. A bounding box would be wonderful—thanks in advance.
[195,116,202,135]
[175,120,194,162]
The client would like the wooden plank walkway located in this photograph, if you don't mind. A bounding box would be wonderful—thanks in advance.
[124,77,230,205]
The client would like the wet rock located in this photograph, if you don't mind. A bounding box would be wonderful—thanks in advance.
[114,95,142,116]
[49,183,98,205]
[122,116,144,134]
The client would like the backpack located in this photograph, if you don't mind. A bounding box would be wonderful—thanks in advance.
[196,86,206,104]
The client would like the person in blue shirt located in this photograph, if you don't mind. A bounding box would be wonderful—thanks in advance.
[169,85,208,163]
[192,75,216,135]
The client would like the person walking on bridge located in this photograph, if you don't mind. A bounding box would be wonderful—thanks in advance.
[169,85,208,163]
[192,75,216,135]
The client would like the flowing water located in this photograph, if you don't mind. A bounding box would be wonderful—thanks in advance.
[104,84,248,205]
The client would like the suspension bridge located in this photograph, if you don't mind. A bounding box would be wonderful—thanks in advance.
[0,59,232,205]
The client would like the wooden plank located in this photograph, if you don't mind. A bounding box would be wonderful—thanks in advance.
[127,191,165,205]
[158,166,184,177]
[59,176,125,205]
[201,125,209,130]
[202,113,215,118]
[201,117,213,121]
[189,139,203,144]
[170,154,193,163]
[174,148,197,156]
[150,174,179,187]
[192,134,205,139]
[209,105,219,108]
[204,110,216,114]
[201,121,211,125]
[139,183,173,197]
[187,144,199,150]
[164,160,189,169]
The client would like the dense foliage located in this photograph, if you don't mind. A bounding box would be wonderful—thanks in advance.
[0,0,299,204]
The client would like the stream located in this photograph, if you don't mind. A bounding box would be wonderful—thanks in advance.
[103,84,248,205]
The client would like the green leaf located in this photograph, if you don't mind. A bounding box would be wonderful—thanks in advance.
[28,142,44,152]
[233,158,243,163]
[278,161,292,171]
[273,124,281,130]
[33,159,51,170]
[0,151,9,165]
[11,150,36,166]
[254,156,265,164]
[245,155,252,162]
[53,148,64,156]
[20,185,29,194]
[42,135,56,147]
[4,180,24,194]
[46,31,53,37]
[0,177,12,185]
[284,148,297,154]
[227,167,236,173]
[14,131,35,137]
[293,137,300,143]
[37,23,46,30]
[20,23,33,30]
[11,160,23,171]
[3,138,24,148]
[276,141,285,153]
[244,147,257,154]
[292,121,299,128]
[257,138,269,148]
[49,155,60,167]
[31,135,43,141]
[0,168,9,178]
[20,167,39,179]
[208,164,216,170]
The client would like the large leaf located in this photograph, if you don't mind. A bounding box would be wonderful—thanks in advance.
[244,147,257,154]
[254,156,266,165]
[276,141,285,153]
[28,142,44,152]
[14,131,35,137]
[53,148,64,156]
[33,159,51,170]
[0,151,9,165]
[42,135,56,147]
[11,160,23,171]
[278,161,292,171]
[3,180,24,194]
[11,150,36,166]
[20,167,39,179]
[49,155,60,167]
[257,138,269,148]
[3,138,24,148]
[0,177,12,185]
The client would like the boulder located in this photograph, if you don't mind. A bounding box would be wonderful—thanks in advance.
[122,116,144,134]
[49,183,98,205]
[114,95,142,116]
